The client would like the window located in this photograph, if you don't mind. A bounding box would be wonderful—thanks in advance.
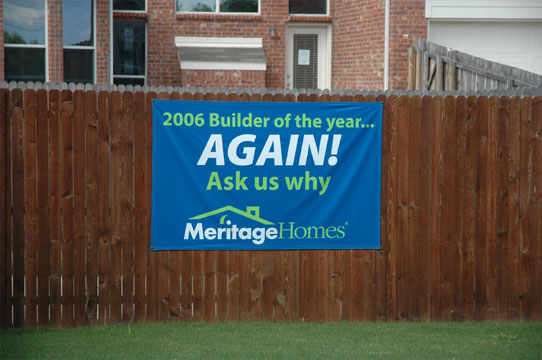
[63,0,94,83]
[177,0,258,13]
[4,0,46,82]
[113,21,146,85]
[289,0,327,15]
[113,0,146,11]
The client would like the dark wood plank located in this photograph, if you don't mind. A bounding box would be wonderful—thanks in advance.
[0,89,9,328]
[121,91,135,322]
[61,89,75,328]
[250,251,263,321]
[133,91,146,323]
[85,90,98,325]
[342,249,352,321]
[227,251,239,322]
[284,250,298,321]
[518,97,532,321]
[463,96,478,321]
[48,89,62,327]
[181,250,193,322]
[475,96,489,321]
[453,96,467,322]
[374,94,389,322]
[430,96,443,321]
[441,95,456,322]
[192,250,205,322]
[273,250,286,322]
[97,91,111,324]
[23,89,38,327]
[407,95,421,321]
[396,95,410,321]
[204,250,217,322]
[529,97,541,321]
[351,250,363,321]
[386,95,399,321]
[156,92,170,322]
[418,96,433,322]
[73,90,86,327]
[507,96,520,321]
[486,96,499,321]
[145,91,157,322]
[216,251,228,322]
[109,90,123,323]
[496,97,511,322]
[261,252,274,322]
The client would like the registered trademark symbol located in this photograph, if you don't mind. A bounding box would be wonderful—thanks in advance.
[345,222,349,226]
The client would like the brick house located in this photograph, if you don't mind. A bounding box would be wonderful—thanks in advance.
[1,0,431,90]
[3,1,540,90]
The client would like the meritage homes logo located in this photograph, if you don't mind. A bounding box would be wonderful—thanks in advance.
[184,205,347,245]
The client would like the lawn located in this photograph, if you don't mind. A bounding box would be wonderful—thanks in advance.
[1,322,541,359]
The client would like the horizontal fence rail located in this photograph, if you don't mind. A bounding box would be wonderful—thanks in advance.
[1,86,541,328]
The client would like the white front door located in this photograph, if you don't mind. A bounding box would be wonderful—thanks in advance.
[286,25,331,90]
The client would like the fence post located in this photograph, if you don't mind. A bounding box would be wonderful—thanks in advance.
[416,49,423,90]
[408,47,416,90]
[436,57,444,91]
[448,62,457,91]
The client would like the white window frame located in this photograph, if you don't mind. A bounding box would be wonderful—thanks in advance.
[63,0,96,84]
[4,0,48,82]
[176,0,261,15]
[112,0,147,13]
[288,0,330,16]
[110,8,148,86]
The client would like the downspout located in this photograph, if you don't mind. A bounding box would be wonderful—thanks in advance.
[384,0,390,90]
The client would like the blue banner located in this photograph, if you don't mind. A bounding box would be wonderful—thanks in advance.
[151,100,382,250]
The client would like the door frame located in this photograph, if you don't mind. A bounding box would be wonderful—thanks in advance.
[285,23,332,90]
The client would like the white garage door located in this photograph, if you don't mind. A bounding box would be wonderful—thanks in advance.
[429,21,542,75]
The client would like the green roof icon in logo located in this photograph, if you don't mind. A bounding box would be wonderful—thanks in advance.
[189,206,274,225]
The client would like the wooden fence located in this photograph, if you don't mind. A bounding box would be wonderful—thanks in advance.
[1,85,541,328]
[408,37,542,92]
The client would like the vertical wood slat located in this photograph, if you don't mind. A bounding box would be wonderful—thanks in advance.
[0,89,8,328]
[73,90,86,327]
[48,90,62,327]
[61,90,75,328]
[475,96,489,321]
[518,97,531,321]
[34,89,48,327]
[97,91,111,325]
[530,97,542,321]
[386,95,399,321]
[145,91,157,322]
[408,96,421,321]
[496,97,510,321]
[430,96,443,321]
[133,91,146,323]
[23,89,38,327]
[109,91,122,323]
[396,95,409,320]
[463,96,478,321]
[85,91,98,325]
[12,89,25,328]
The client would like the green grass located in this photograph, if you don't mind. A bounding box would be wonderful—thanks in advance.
[1,322,541,359]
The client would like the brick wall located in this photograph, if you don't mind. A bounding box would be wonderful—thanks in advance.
[1,0,427,89]
[388,0,427,89]
[48,0,63,82]
[332,0,385,90]
[96,0,110,83]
